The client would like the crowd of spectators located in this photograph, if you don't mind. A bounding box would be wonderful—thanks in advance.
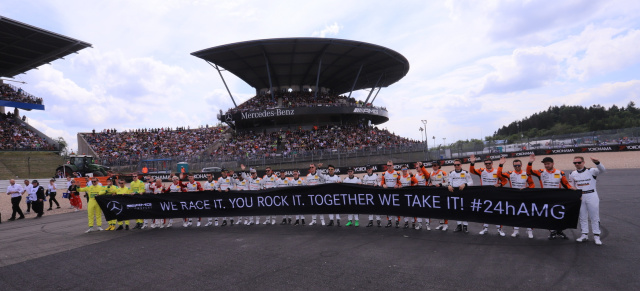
[225,91,385,114]
[0,112,56,151]
[0,84,43,105]
[213,124,420,159]
[82,125,227,165]
[84,122,419,165]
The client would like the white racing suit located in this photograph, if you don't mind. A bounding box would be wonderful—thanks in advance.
[569,163,606,235]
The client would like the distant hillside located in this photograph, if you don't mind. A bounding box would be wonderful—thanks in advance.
[492,102,640,140]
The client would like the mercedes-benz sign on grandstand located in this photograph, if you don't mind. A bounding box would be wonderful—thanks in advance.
[191,38,409,131]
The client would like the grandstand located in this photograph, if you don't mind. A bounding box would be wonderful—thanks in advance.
[192,38,408,132]
[77,38,424,172]
[0,16,91,179]
[78,126,228,166]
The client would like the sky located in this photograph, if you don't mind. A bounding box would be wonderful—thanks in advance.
[2,0,640,152]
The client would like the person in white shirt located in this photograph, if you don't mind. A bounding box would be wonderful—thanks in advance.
[234,173,250,225]
[239,165,263,225]
[216,169,236,226]
[202,173,217,226]
[342,168,362,227]
[570,156,606,245]
[306,163,327,226]
[323,165,342,227]
[47,179,61,210]
[448,159,473,233]
[260,166,278,225]
[275,170,293,225]
[22,180,33,214]
[6,179,25,220]
[361,165,381,227]
[289,170,306,226]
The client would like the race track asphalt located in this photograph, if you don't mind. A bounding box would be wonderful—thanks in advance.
[1,169,639,291]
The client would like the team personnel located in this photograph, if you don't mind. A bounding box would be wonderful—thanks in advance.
[140,177,155,229]
[23,180,33,214]
[184,174,204,226]
[290,170,306,226]
[275,170,293,225]
[234,172,250,225]
[240,165,262,225]
[151,178,168,228]
[78,178,106,233]
[306,163,327,226]
[497,157,535,238]
[65,176,74,209]
[202,173,217,226]
[245,167,263,225]
[527,154,574,239]
[448,159,473,233]
[469,155,507,236]
[68,179,82,211]
[161,176,184,228]
[398,165,418,229]
[217,169,236,226]
[260,167,278,225]
[115,179,132,230]
[47,179,60,210]
[103,179,119,230]
[362,165,382,227]
[414,162,431,230]
[29,180,45,219]
[130,174,146,229]
[381,160,400,228]
[570,156,606,245]
[6,179,25,221]
[324,165,342,227]
[342,168,362,227]
[428,161,449,231]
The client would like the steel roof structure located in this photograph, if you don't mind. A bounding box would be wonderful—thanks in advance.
[0,16,92,78]
[191,38,409,96]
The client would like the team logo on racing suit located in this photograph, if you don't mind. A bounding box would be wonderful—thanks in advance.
[107,201,123,215]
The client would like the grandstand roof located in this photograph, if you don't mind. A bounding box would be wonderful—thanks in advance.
[0,16,92,78]
[191,38,410,95]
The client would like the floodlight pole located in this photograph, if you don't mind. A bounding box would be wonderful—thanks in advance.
[207,61,237,108]
[364,73,383,104]
[315,58,323,99]
[422,120,428,159]
[347,64,364,99]
[263,52,275,102]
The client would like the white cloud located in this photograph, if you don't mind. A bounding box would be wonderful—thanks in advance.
[476,47,560,95]
[311,22,343,38]
[486,0,603,42]
[564,26,640,80]
[2,0,640,151]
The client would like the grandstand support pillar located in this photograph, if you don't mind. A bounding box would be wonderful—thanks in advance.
[263,52,275,102]
[347,64,364,99]
[207,61,237,108]
[315,58,323,99]
[364,73,384,104]
[370,85,383,104]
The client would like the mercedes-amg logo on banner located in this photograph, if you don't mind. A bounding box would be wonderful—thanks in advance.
[225,112,233,122]
[107,201,123,215]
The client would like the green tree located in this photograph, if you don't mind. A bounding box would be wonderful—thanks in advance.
[56,137,68,156]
